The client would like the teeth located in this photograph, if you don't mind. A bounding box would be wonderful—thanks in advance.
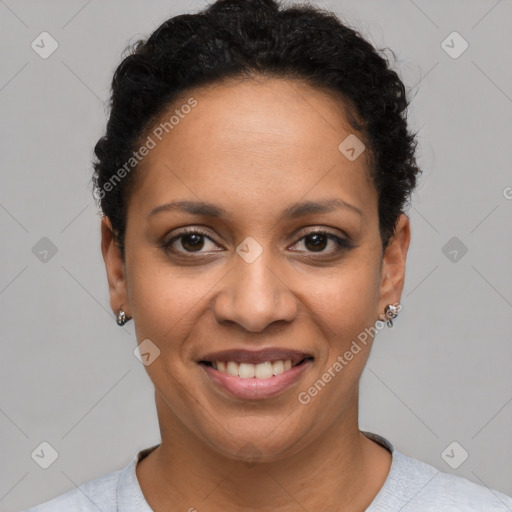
[255,361,273,379]
[272,360,284,376]
[238,363,255,378]
[226,361,239,377]
[211,359,296,378]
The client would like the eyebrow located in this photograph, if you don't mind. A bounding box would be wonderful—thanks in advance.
[147,198,363,220]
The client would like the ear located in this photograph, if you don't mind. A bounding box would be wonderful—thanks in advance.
[101,216,131,318]
[377,213,411,320]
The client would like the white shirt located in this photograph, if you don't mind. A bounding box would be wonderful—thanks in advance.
[23,431,512,511]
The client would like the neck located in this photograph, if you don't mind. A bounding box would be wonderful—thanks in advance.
[136,389,391,512]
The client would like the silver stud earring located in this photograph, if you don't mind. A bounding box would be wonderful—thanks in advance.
[383,303,401,328]
[116,309,128,326]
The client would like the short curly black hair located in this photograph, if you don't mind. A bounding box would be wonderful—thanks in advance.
[92,0,421,258]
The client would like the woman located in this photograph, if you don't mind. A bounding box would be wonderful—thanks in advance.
[25,0,512,510]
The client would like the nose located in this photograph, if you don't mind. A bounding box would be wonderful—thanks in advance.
[211,247,298,333]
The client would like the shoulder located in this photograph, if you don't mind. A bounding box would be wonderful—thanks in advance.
[22,467,123,512]
[386,449,512,511]
[362,432,512,512]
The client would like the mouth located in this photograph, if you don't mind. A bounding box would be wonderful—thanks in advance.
[197,348,314,400]
[199,357,314,379]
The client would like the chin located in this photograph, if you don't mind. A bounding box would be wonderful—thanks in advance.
[197,414,313,463]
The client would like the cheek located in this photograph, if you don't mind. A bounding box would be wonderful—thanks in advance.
[298,282,376,413]
[301,258,380,386]
[306,258,381,336]
[126,247,204,331]
[126,248,229,382]
[127,256,202,401]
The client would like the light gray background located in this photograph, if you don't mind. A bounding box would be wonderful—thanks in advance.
[1,0,511,510]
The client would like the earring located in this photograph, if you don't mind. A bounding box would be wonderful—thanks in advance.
[116,309,129,326]
[382,302,401,328]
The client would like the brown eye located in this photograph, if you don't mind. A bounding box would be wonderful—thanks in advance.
[180,233,205,252]
[304,233,329,252]
[290,230,354,255]
[162,228,221,255]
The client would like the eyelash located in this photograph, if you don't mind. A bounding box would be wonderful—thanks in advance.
[161,227,354,257]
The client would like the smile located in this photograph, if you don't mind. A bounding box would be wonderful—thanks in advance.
[198,352,314,400]
[202,358,311,379]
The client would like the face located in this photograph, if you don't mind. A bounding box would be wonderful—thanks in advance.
[102,77,410,462]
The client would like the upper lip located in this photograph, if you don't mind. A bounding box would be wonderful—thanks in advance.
[198,348,313,366]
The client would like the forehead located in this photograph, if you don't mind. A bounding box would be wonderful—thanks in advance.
[129,77,375,221]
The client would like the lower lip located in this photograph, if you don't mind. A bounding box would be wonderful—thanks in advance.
[200,359,313,400]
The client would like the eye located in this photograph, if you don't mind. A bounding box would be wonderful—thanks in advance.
[161,227,354,258]
[289,230,353,254]
[162,227,222,255]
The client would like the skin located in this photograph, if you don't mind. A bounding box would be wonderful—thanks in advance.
[101,76,410,511]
